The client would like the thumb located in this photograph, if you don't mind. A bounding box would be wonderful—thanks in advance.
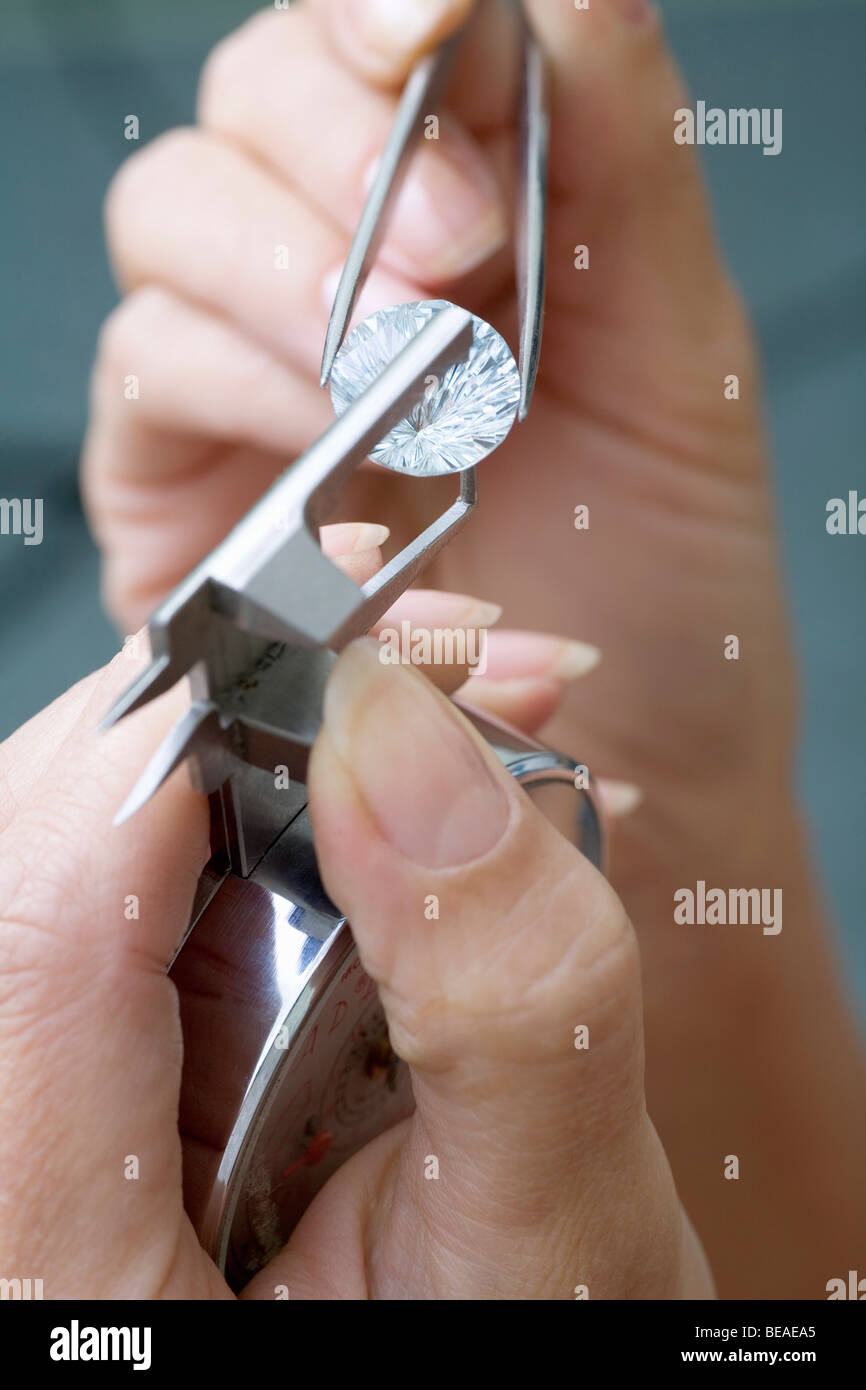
[0,652,212,1297]
[307,639,703,1298]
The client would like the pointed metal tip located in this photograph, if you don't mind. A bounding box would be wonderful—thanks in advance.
[100,653,174,732]
[111,761,168,822]
[113,788,145,828]
[320,331,339,390]
[111,700,220,824]
[517,373,535,423]
[99,693,138,734]
[100,682,140,732]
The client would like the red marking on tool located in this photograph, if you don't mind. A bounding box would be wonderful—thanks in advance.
[281,1129,334,1179]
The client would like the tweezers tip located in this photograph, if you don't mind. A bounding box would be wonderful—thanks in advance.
[113,782,149,826]
[119,700,222,826]
[517,374,535,423]
[320,323,341,388]
[100,653,175,735]
[99,692,137,733]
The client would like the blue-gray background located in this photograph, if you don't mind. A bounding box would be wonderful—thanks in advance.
[1,0,864,1006]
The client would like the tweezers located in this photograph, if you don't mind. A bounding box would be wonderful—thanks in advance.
[321,2,549,421]
[102,5,549,860]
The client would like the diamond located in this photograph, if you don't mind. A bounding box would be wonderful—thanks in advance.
[329,299,520,476]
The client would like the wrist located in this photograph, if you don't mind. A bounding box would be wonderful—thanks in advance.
[624,780,866,1296]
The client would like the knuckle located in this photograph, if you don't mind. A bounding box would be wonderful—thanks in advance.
[95,286,174,374]
[92,292,141,378]
[89,287,179,422]
[197,31,243,126]
[531,856,642,1023]
[386,840,643,1075]
[104,126,204,253]
[581,879,642,1002]
[198,9,285,126]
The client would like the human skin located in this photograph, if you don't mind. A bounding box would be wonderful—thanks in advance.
[0,556,712,1300]
[1,0,860,1299]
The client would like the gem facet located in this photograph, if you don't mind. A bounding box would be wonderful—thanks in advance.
[329,299,520,476]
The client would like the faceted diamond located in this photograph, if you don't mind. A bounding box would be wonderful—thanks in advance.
[330,299,520,476]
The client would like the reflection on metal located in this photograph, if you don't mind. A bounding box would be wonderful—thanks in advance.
[172,702,604,1290]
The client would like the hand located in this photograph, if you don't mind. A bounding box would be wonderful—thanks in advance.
[80,0,866,1296]
[0,619,713,1299]
[84,0,785,778]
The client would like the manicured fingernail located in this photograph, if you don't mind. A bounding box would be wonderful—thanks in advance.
[459,598,502,628]
[549,639,602,680]
[370,591,501,636]
[368,147,508,279]
[598,779,643,818]
[473,631,601,683]
[321,522,390,557]
[321,265,418,330]
[354,0,464,59]
[324,638,510,867]
[352,522,390,552]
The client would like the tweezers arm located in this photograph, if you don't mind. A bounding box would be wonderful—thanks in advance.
[516,14,549,420]
[320,27,467,384]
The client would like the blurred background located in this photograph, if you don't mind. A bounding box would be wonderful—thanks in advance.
[0,0,864,1006]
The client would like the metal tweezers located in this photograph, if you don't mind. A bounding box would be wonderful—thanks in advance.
[320,1,549,420]
[102,4,549,867]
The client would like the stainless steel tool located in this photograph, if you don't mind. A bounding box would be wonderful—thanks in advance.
[102,6,603,1290]
[320,0,549,422]
[102,308,481,860]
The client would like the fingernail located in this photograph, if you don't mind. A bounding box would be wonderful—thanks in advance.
[354,0,464,60]
[324,638,510,867]
[368,148,508,279]
[549,639,602,680]
[321,264,418,330]
[474,631,601,683]
[352,522,390,552]
[371,590,501,635]
[321,522,390,557]
[458,598,502,628]
[598,779,643,818]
